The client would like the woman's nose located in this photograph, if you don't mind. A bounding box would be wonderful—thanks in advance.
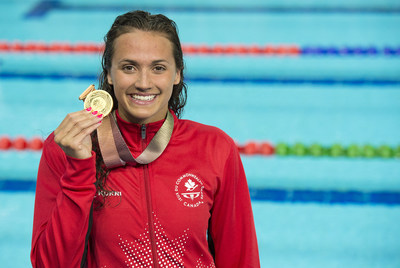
[134,70,151,90]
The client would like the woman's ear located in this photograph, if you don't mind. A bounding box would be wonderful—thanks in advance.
[107,73,113,85]
[174,69,181,85]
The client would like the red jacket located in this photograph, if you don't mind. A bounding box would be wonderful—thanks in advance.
[31,111,260,268]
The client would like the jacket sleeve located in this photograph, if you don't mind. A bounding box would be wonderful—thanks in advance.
[209,140,260,268]
[30,133,97,268]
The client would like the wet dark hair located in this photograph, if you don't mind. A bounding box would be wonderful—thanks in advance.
[99,10,187,117]
[93,10,187,207]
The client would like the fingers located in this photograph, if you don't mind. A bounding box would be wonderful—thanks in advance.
[55,109,102,139]
[69,117,102,148]
[55,109,102,141]
[54,108,103,158]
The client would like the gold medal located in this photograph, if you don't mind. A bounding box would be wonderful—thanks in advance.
[83,89,113,117]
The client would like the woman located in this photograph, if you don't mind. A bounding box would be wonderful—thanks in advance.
[31,10,260,268]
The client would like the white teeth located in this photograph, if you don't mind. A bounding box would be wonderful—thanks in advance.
[131,94,156,101]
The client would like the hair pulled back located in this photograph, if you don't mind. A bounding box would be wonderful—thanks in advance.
[98,10,187,117]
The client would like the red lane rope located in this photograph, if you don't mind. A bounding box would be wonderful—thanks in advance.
[0,41,104,53]
[0,136,277,154]
[0,41,300,55]
[183,44,300,55]
[0,136,44,151]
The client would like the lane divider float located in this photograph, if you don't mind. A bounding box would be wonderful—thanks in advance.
[1,136,398,158]
[0,136,43,151]
[237,141,400,158]
[0,41,399,56]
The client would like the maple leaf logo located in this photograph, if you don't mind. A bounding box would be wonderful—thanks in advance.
[184,179,198,191]
[118,215,189,267]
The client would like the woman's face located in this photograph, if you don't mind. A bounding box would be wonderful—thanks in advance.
[107,30,180,124]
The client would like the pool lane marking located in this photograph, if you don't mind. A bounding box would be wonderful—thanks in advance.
[1,179,399,205]
[25,0,400,18]
[1,72,399,86]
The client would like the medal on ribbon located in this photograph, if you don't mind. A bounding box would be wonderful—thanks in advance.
[79,84,174,169]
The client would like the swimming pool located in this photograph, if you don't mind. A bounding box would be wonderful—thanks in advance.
[1,0,400,267]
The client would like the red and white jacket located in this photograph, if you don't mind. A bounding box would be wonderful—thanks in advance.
[31,110,260,268]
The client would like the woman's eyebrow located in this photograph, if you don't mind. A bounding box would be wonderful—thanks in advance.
[119,59,170,65]
[152,59,169,64]
[119,59,138,65]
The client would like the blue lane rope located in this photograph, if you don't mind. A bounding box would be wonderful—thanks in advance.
[1,72,399,86]
[1,179,399,205]
[301,46,400,56]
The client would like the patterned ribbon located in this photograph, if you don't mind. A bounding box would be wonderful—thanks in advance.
[97,111,174,169]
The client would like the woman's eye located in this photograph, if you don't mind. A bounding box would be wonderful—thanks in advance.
[154,65,166,72]
[123,65,135,72]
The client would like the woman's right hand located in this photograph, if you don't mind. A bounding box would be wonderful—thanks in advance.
[54,108,103,159]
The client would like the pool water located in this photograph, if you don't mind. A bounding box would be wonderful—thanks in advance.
[1,0,400,267]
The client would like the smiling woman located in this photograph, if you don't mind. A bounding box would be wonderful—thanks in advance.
[107,30,180,124]
[99,10,188,121]
[30,10,260,268]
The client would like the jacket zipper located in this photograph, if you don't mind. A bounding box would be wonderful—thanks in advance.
[141,124,159,267]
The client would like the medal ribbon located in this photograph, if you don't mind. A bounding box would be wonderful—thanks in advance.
[97,110,174,169]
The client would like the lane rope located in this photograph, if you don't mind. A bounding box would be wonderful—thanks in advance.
[1,136,398,158]
[237,141,400,158]
[0,41,399,56]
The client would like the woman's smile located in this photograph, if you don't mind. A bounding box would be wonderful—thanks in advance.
[128,93,158,104]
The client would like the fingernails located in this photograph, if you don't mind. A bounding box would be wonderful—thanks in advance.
[92,111,98,115]
[86,107,92,112]
[98,120,102,124]
[97,114,103,118]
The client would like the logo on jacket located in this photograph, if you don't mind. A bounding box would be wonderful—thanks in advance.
[175,173,204,208]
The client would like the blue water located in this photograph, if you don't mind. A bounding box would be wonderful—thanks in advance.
[1,0,400,267]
